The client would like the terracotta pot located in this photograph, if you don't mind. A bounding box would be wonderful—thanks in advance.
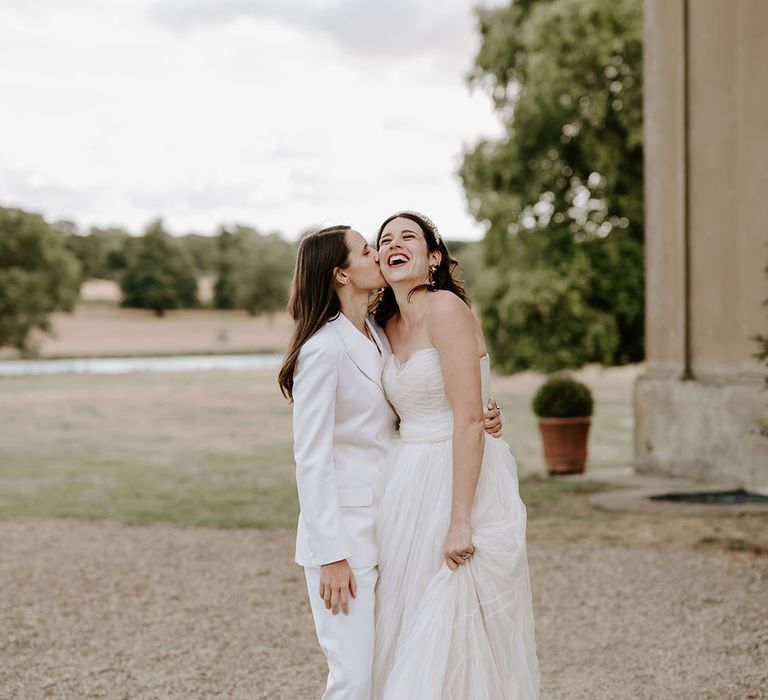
[537,416,592,475]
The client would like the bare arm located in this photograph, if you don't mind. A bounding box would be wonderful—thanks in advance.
[428,292,485,569]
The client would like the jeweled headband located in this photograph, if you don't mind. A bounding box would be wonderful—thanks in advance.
[391,210,441,246]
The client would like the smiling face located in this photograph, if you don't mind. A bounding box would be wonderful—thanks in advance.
[336,228,386,291]
[377,216,441,287]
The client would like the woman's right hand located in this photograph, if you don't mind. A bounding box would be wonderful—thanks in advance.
[319,559,357,615]
[443,519,475,570]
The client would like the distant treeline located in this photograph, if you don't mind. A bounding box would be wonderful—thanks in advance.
[0,204,488,355]
[58,218,296,316]
[58,218,487,316]
[0,206,300,353]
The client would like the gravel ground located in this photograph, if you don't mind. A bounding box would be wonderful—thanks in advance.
[1,518,766,700]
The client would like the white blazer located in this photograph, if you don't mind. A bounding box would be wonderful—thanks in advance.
[292,312,397,569]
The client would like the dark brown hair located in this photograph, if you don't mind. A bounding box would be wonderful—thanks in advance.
[278,225,351,400]
[373,212,469,326]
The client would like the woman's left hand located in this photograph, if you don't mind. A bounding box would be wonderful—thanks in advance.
[443,520,475,570]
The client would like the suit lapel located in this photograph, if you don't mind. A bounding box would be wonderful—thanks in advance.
[329,313,384,392]
[366,316,392,360]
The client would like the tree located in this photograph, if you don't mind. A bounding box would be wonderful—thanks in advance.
[120,219,198,316]
[179,233,218,275]
[0,206,80,354]
[61,223,132,281]
[461,0,643,373]
[213,226,294,315]
[447,239,489,303]
[213,227,246,310]
[239,232,295,316]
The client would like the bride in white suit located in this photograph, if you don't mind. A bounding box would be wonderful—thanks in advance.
[278,225,503,700]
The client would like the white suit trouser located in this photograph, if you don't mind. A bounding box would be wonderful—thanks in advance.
[304,565,378,700]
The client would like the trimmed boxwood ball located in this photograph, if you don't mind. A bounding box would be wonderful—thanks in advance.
[532,373,594,418]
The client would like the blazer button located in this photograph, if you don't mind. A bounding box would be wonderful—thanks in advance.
[376,462,384,472]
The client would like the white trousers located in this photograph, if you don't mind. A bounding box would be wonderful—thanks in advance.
[304,565,378,700]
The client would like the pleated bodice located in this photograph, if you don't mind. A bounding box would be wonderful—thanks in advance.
[382,348,490,444]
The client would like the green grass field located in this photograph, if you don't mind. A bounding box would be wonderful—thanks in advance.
[0,366,635,529]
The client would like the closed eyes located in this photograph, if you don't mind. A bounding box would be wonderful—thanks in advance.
[380,234,414,245]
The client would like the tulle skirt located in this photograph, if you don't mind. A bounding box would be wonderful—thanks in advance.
[373,434,540,699]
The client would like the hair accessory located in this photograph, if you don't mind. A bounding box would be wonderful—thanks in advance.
[393,210,441,245]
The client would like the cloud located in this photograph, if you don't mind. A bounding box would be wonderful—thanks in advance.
[0,165,100,220]
[148,0,476,64]
[0,0,502,241]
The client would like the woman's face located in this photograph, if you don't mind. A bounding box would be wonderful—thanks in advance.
[377,217,440,286]
[339,228,386,291]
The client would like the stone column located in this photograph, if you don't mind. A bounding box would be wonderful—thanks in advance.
[635,0,768,489]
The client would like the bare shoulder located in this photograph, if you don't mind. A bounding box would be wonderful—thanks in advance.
[427,291,486,354]
[427,290,473,322]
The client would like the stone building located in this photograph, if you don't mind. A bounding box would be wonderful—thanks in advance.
[635,0,768,489]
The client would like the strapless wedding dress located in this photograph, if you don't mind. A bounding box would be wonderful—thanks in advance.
[372,348,539,699]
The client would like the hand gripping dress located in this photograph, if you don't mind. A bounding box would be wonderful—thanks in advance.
[372,348,540,700]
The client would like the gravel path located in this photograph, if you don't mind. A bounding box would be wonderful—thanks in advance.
[1,519,766,699]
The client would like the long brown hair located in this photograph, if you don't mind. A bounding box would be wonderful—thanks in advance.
[278,225,351,400]
[373,212,469,326]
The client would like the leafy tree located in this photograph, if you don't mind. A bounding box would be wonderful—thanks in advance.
[0,206,80,353]
[61,223,132,281]
[213,226,294,315]
[239,232,295,316]
[213,228,245,310]
[179,233,218,275]
[461,0,643,373]
[120,219,198,316]
[447,239,489,303]
[92,226,133,277]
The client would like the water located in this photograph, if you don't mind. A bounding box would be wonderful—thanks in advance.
[0,353,283,376]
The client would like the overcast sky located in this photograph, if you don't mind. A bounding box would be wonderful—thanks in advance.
[0,0,505,240]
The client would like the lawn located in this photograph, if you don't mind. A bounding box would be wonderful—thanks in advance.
[0,302,294,360]
[0,365,637,529]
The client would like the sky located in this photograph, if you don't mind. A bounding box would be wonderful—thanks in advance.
[0,0,506,241]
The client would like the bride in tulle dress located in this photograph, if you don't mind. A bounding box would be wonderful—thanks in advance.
[371,212,539,700]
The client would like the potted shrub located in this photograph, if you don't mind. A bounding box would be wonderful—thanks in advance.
[532,373,594,475]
